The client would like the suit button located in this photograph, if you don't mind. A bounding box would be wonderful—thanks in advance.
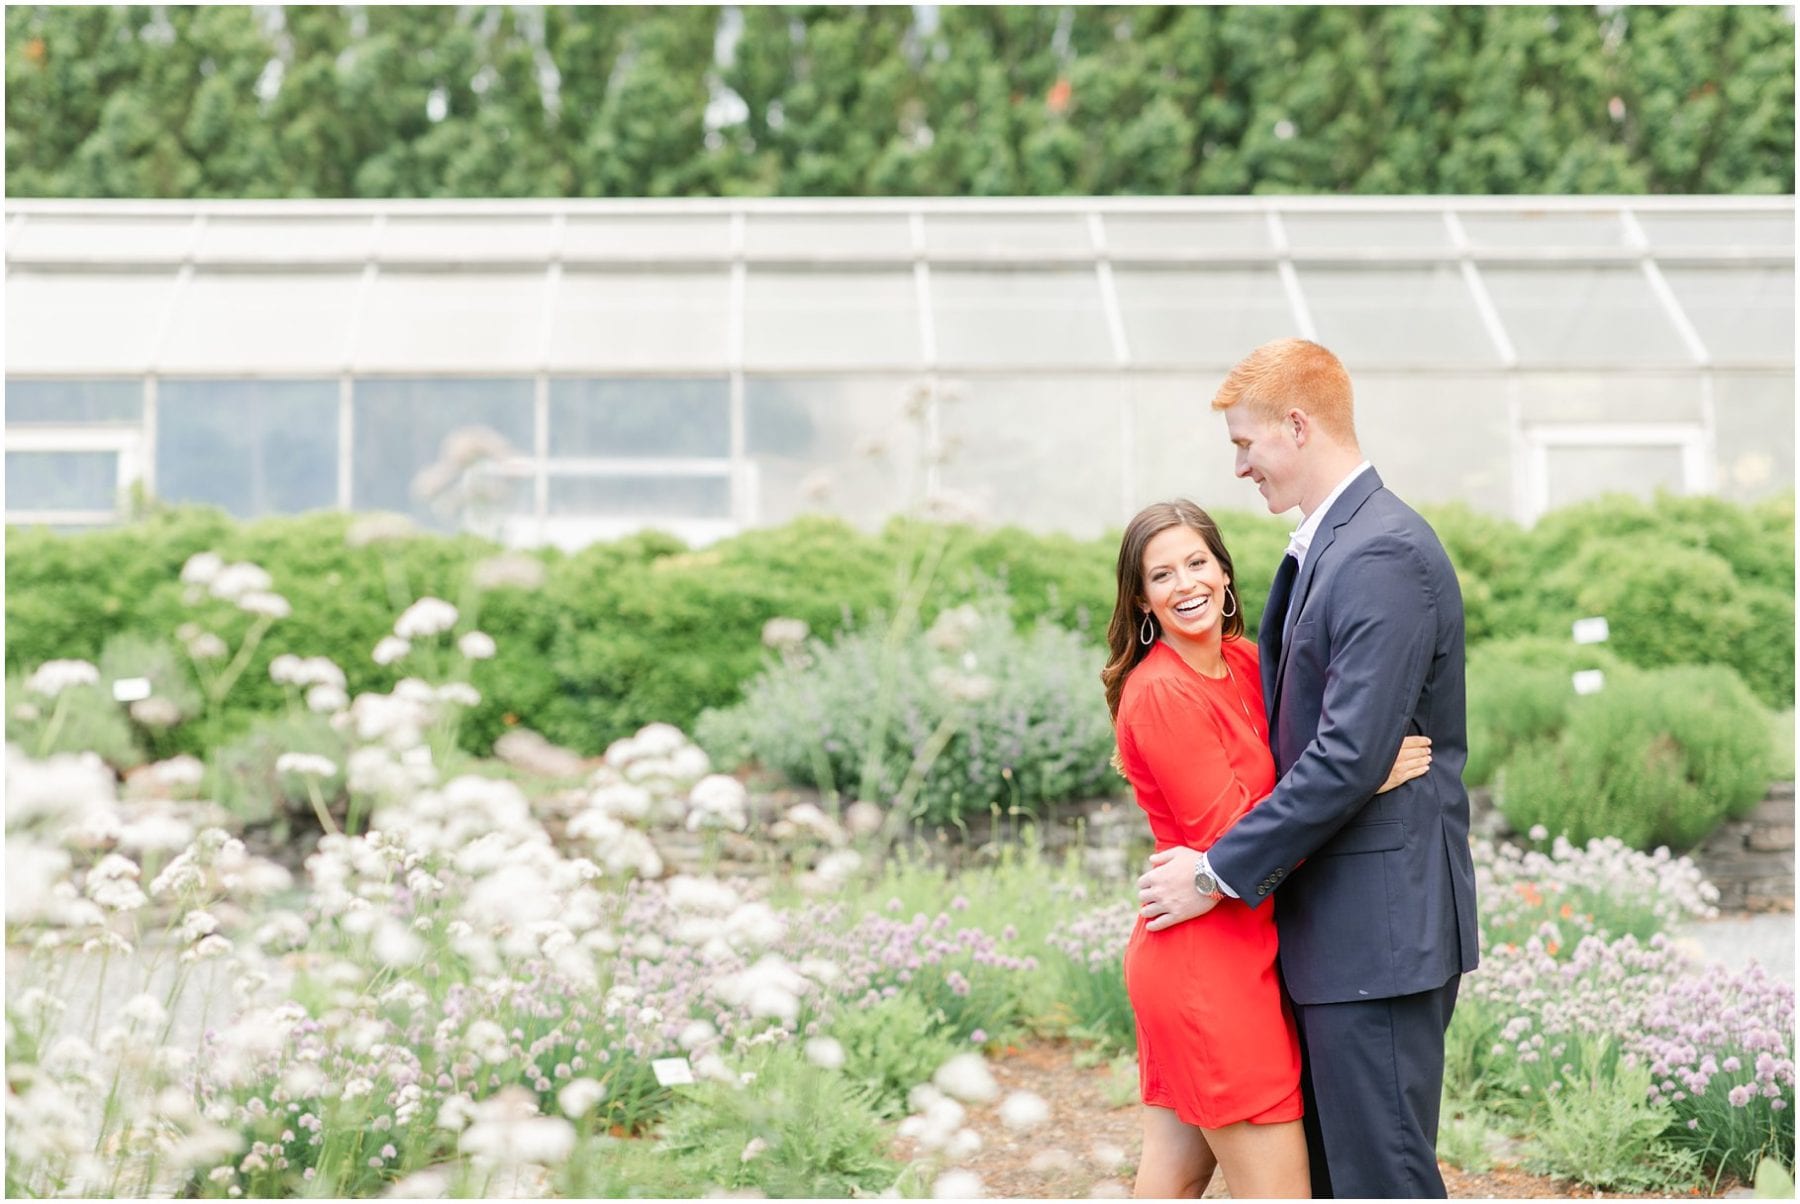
[1258,885,1271,896]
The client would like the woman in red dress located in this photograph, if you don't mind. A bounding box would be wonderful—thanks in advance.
[1101,500,1430,1199]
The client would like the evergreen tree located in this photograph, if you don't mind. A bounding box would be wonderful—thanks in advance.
[4,5,1793,198]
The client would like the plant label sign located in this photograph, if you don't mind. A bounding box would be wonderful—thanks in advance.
[651,1057,695,1087]
[112,677,153,702]
[1572,669,1606,696]
[1572,617,1610,645]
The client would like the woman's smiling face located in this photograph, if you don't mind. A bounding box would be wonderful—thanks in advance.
[1140,524,1231,646]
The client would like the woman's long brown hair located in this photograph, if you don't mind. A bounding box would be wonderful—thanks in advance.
[1101,500,1246,720]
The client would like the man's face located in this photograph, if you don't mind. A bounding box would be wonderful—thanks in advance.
[1224,405,1303,515]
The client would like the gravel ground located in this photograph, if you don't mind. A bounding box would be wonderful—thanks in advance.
[1670,911,1795,982]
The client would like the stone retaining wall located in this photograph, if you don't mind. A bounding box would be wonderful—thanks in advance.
[669,783,1797,913]
[1689,782,1795,912]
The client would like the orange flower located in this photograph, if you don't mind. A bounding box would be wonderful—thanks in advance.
[1546,941,1560,956]
[1559,904,1574,920]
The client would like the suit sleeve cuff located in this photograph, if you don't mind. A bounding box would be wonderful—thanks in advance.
[1199,851,1240,899]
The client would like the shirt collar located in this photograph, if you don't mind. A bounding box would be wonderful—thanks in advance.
[1286,461,1373,566]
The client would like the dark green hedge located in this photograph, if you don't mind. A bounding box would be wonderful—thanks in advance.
[7,6,1794,199]
[5,492,1792,762]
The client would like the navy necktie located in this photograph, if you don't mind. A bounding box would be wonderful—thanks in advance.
[1264,552,1299,661]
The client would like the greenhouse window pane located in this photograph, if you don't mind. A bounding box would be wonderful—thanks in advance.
[7,216,196,263]
[162,271,361,373]
[1459,210,1630,251]
[549,270,731,371]
[352,378,535,528]
[746,377,925,527]
[1635,210,1795,252]
[1354,375,1514,517]
[936,377,1125,536]
[1281,212,1453,254]
[6,379,143,425]
[548,475,730,518]
[157,380,338,518]
[926,215,1092,257]
[745,216,913,258]
[1125,376,1240,515]
[1114,268,1296,366]
[6,270,180,373]
[744,271,922,368]
[1713,373,1797,502]
[358,271,547,373]
[931,270,1113,366]
[1660,266,1795,365]
[378,216,558,263]
[1544,445,1687,511]
[1515,373,1704,426]
[1104,214,1275,257]
[549,379,729,458]
[196,217,378,263]
[562,216,732,260]
[1480,266,1690,366]
[1299,266,1501,367]
[6,451,118,510]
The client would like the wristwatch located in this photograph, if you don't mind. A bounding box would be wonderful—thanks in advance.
[1192,855,1224,902]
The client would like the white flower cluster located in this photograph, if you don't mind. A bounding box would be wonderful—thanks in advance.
[394,596,459,641]
[571,723,749,855]
[24,659,99,698]
[925,604,983,653]
[899,1082,984,1159]
[269,655,345,691]
[659,875,788,960]
[711,954,814,1024]
[345,512,417,547]
[274,753,337,780]
[471,551,546,592]
[183,553,290,620]
[761,616,810,653]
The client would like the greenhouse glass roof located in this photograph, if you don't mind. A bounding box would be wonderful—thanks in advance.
[5,196,1793,542]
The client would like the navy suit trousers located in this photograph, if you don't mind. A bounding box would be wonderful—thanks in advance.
[1293,976,1461,1199]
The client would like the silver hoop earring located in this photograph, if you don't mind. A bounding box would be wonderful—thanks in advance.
[1221,587,1238,619]
[1138,612,1155,646]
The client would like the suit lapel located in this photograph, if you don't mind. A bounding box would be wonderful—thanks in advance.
[1270,470,1386,717]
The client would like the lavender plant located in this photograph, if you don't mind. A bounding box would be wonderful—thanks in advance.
[1043,895,1137,1054]
[696,596,1117,824]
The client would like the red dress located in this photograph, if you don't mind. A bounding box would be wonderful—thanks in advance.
[1115,636,1303,1129]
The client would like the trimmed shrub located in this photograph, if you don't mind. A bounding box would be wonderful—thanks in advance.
[1530,492,1795,597]
[1496,665,1775,850]
[1465,636,1636,786]
[1532,533,1788,707]
[1524,494,1794,707]
[1422,502,1538,645]
[695,597,1119,824]
[7,493,1792,771]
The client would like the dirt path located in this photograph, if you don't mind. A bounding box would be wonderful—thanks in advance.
[907,1040,1745,1199]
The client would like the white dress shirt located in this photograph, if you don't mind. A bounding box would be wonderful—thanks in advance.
[1286,460,1374,571]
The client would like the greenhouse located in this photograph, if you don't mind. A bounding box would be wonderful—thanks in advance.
[5,194,1793,545]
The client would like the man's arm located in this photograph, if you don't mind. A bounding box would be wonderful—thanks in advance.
[1138,534,1438,922]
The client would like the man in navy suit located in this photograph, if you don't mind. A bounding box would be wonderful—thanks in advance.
[1135,338,1480,1198]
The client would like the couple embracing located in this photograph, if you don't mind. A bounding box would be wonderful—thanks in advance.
[1103,339,1481,1198]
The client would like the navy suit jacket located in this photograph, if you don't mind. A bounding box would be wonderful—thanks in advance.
[1208,470,1480,1006]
